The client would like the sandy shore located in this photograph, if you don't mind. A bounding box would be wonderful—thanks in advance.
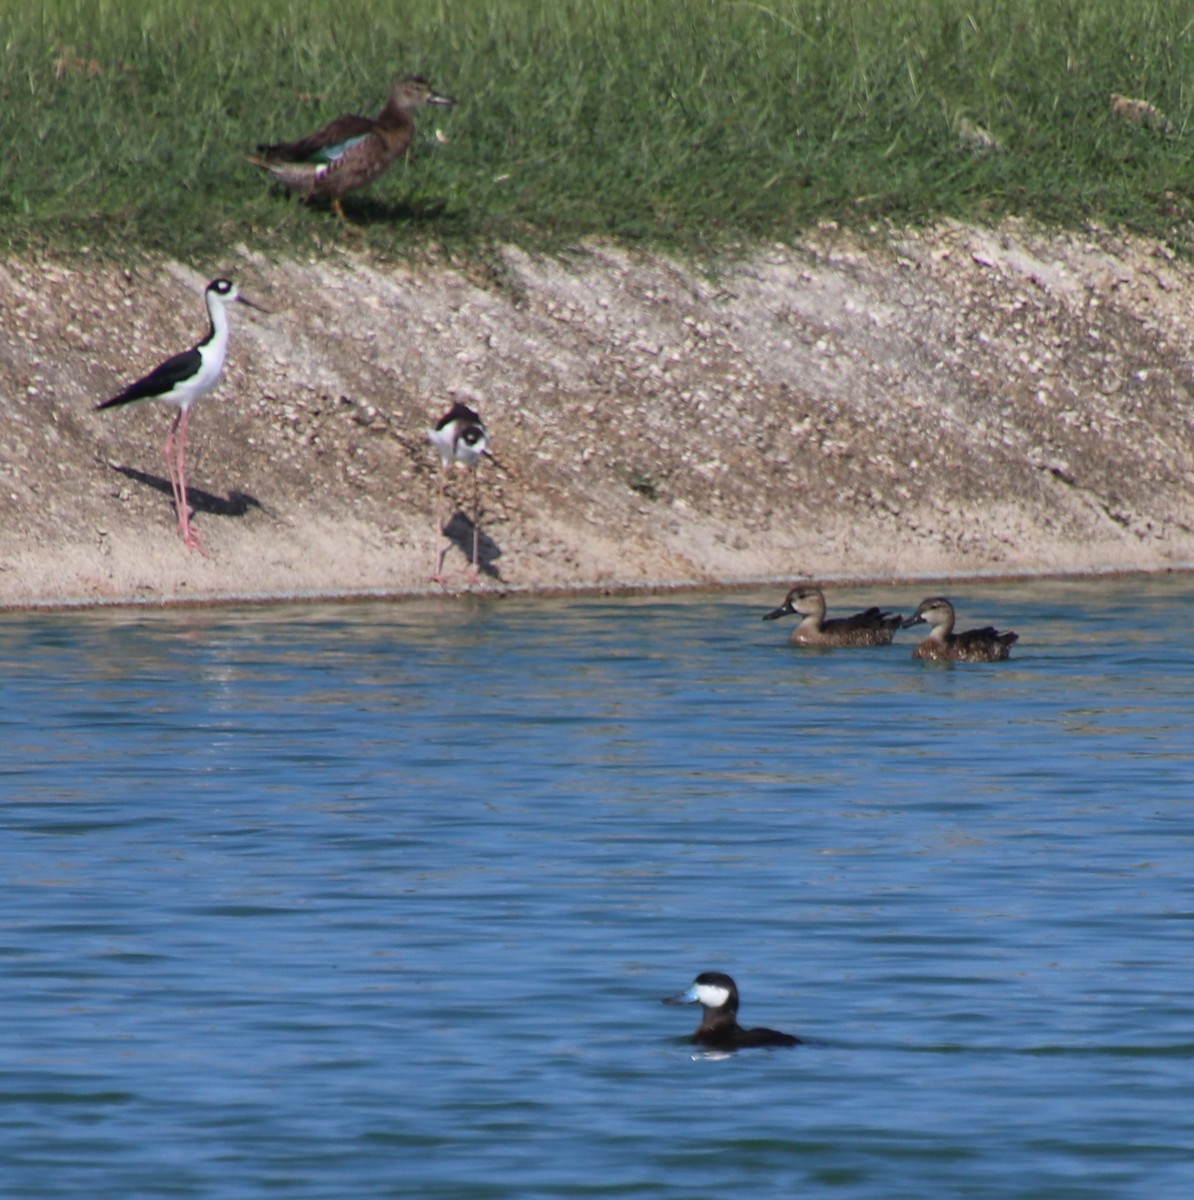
[4,220,1194,610]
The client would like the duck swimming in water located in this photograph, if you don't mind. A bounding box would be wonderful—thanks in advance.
[902,596,1018,662]
[763,585,902,647]
[663,971,801,1050]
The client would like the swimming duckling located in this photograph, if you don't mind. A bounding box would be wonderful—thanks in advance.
[763,585,902,647]
[249,75,456,219]
[902,596,1018,662]
[663,971,801,1050]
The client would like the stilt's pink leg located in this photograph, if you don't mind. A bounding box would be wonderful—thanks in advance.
[170,408,205,555]
[466,463,481,583]
[164,411,183,527]
[431,469,449,582]
[165,411,187,543]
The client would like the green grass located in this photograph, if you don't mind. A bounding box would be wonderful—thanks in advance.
[4,0,1194,262]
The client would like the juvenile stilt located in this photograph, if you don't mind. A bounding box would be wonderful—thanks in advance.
[427,401,489,583]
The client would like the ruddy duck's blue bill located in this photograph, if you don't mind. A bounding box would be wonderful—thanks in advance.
[662,984,701,1005]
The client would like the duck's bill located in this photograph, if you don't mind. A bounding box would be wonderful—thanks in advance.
[661,985,699,1006]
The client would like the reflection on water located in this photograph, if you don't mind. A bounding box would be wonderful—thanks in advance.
[2,578,1193,1199]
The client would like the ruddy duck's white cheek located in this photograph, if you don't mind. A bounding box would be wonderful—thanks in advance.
[694,983,731,1009]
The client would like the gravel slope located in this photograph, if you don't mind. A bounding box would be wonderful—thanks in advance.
[4,220,1194,608]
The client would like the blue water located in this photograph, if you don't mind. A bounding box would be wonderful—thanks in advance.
[2,578,1193,1199]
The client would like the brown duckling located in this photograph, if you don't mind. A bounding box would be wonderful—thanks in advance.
[763,585,902,647]
[902,596,1018,662]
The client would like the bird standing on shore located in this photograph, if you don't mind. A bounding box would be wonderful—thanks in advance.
[427,401,489,583]
[95,278,268,553]
[248,75,457,220]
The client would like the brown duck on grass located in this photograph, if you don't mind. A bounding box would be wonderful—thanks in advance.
[763,585,903,647]
[249,76,456,219]
[902,596,1018,662]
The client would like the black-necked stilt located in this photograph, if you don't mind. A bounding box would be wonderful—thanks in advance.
[248,76,457,221]
[427,401,488,583]
[96,277,268,553]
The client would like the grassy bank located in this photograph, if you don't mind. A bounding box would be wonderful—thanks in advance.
[3,0,1194,261]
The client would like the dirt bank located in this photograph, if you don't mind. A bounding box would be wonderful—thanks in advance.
[4,220,1194,609]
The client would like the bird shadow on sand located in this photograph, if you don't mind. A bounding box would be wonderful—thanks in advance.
[442,511,502,581]
[344,195,454,223]
[107,464,266,520]
[288,193,467,230]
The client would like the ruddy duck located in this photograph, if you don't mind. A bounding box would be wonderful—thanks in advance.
[763,585,902,647]
[663,971,801,1050]
[902,596,1018,662]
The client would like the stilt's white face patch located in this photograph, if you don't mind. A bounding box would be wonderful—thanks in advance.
[693,982,732,1009]
[428,417,488,468]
